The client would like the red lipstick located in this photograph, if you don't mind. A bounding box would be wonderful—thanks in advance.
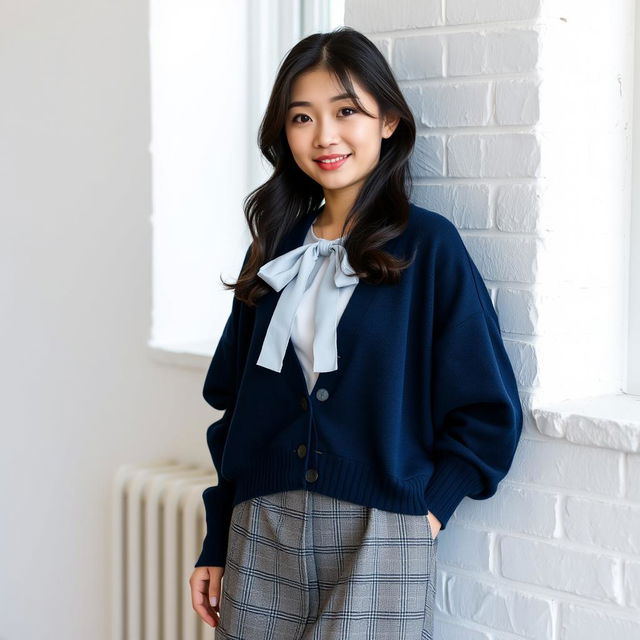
[313,153,351,171]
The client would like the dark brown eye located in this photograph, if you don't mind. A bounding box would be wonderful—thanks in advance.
[291,106,359,124]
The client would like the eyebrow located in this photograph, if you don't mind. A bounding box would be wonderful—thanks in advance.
[287,93,354,110]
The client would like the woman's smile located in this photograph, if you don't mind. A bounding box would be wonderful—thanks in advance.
[313,153,352,170]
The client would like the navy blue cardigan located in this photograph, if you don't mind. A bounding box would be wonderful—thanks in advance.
[195,202,523,568]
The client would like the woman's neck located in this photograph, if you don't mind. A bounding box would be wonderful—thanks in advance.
[311,216,342,241]
[313,204,353,240]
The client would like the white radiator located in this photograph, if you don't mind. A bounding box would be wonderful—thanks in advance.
[112,460,218,640]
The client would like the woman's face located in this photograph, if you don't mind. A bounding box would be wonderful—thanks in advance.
[284,68,399,198]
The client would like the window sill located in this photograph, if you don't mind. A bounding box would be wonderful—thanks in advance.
[532,393,640,453]
[147,340,212,371]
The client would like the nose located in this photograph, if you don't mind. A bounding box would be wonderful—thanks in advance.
[313,117,340,148]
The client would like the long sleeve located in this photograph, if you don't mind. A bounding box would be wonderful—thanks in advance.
[194,246,253,568]
[424,221,523,530]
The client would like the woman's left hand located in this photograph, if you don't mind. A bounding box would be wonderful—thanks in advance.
[427,511,441,539]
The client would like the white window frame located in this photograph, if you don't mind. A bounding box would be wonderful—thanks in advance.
[628,2,640,395]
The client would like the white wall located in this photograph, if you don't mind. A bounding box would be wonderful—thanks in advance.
[346,0,640,637]
[0,1,215,638]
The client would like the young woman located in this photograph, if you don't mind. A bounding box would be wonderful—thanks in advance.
[189,26,523,639]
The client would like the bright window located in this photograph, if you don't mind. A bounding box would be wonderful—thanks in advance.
[148,0,345,361]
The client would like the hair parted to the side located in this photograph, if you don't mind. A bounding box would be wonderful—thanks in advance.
[224,26,418,307]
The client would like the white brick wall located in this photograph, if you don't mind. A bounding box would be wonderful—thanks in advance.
[345,1,640,638]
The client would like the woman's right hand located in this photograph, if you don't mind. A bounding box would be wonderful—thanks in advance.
[190,565,225,628]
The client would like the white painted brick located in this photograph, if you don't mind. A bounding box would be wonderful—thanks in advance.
[418,82,491,127]
[446,0,541,25]
[401,84,423,120]
[345,0,442,33]
[485,29,539,73]
[392,34,444,80]
[560,603,640,639]
[435,564,446,616]
[448,134,540,178]
[452,483,557,539]
[445,572,553,639]
[434,617,491,639]
[624,560,640,608]
[495,79,541,125]
[436,525,491,572]
[495,184,541,232]
[495,287,538,335]
[519,391,537,427]
[502,336,536,389]
[507,439,622,496]
[626,453,640,500]
[463,235,536,282]
[563,496,640,554]
[447,32,485,76]
[410,183,491,228]
[409,135,445,177]
[485,283,497,307]
[491,632,532,640]
[447,134,482,176]
[481,133,540,177]
[500,536,620,603]
[447,29,539,76]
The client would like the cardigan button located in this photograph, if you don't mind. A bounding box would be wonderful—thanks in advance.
[296,444,307,458]
[305,468,318,482]
[300,396,308,411]
[315,388,329,401]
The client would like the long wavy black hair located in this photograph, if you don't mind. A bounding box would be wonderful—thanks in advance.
[226,26,417,306]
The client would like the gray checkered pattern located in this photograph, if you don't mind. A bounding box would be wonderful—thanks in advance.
[216,489,438,639]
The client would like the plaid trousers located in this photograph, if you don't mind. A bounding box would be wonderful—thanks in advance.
[215,489,439,639]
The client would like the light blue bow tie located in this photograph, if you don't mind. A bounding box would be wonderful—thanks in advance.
[256,236,359,373]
